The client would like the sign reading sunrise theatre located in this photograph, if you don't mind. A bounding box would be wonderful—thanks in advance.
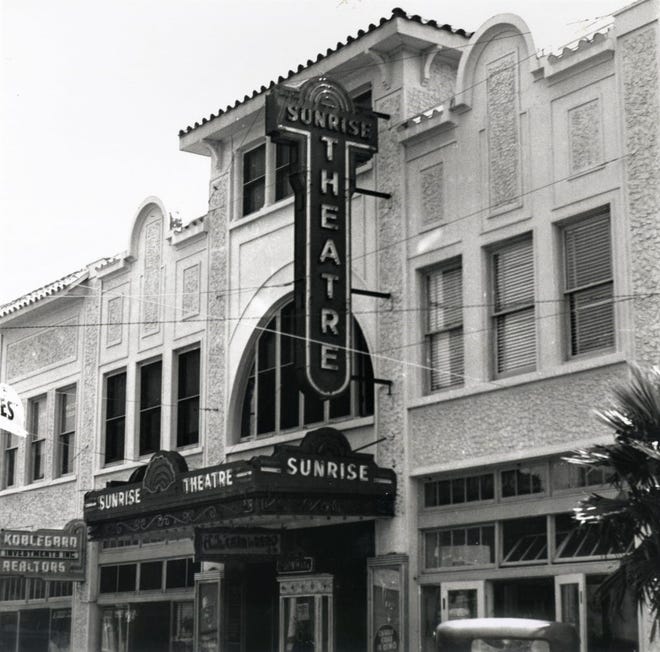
[266,77,379,398]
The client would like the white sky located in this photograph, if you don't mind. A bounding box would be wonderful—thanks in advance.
[0,0,628,305]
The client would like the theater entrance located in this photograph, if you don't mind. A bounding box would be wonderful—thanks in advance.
[217,521,372,652]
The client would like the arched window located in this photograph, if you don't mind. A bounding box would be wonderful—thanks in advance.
[240,302,374,439]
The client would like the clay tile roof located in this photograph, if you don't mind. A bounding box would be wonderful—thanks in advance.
[179,7,471,137]
[0,269,88,318]
[547,27,611,63]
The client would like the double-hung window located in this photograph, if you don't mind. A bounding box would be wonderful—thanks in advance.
[104,371,126,465]
[491,238,536,375]
[176,348,200,448]
[242,142,297,217]
[56,386,76,476]
[28,395,46,482]
[426,263,463,390]
[139,360,162,456]
[2,431,18,488]
[562,212,614,356]
[242,144,266,216]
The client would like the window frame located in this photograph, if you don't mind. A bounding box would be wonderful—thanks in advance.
[490,236,536,377]
[175,345,201,449]
[424,261,464,393]
[27,394,47,483]
[240,140,297,218]
[2,430,18,489]
[103,369,127,466]
[55,384,76,477]
[561,210,614,359]
[239,301,374,441]
[423,523,496,571]
[138,358,162,457]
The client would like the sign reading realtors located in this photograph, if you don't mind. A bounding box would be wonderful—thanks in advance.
[0,520,86,580]
[266,77,379,398]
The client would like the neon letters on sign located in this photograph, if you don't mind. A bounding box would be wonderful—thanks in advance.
[266,77,379,398]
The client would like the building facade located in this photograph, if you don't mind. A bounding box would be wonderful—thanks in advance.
[1,1,659,651]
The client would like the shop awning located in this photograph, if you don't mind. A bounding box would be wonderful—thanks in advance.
[83,428,396,541]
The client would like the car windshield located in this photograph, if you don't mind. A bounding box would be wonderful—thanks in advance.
[471,639,550,652]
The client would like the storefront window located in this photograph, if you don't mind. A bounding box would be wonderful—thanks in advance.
[283,595,316,652]
[424,525,495,568]
[501,517,547,564]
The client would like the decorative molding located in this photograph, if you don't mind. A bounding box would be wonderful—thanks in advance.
[568,98,602,174]
[366,49,392,89]
[421,162,444,225]
[487,51,521,212]
[106,296,123,347]
[141,220,162,336]
[6,317,79,381]
[421,46,442,86]
[182,263,201,318]
[279,575,333,596]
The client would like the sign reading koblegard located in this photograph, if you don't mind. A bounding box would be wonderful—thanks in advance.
[266,77,379,399]
[0,520,86,580]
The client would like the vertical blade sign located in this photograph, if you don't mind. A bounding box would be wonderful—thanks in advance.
[266,77,379,398]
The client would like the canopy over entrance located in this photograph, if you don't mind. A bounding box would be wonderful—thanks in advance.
[83,428,396,540]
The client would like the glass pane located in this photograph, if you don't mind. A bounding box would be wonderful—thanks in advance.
[372,567,401,647]
[105,418,125,463]
[173,602,194,652]
[141,361,162,408]
[471,640,549,652]
[50,608,72,652]
[284,596,316,651]
[560,583,580,631]
[177,397,199,447]
[447,589,477,620]
[496,308,536,374]
[106,373,126,419]
[139,561,162,591]
[129,602,171,652]
[493,239,534,311]
[117,564,136,592]
[19,608,50,652]
[0,612,18,652]
[421,586,441,652]
[199,583,219,644]
[139,407,161,455]
[166,559,187,589]
[502,517,548,563]
[178,349,200,398]
[59,386,77,434]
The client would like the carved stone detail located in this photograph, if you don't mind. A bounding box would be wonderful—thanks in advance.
[569,99,602,174]
[7,317,78,381]
[421,162,444,225]
[142,220,162,335]
[106,296,123,346]
[182,263,201,318]
[487,52,521,210]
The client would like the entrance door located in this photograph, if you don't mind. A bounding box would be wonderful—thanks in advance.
[555,574,586,652]
[440,581,487,622]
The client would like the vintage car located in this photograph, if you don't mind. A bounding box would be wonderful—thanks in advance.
[434,618,579,652]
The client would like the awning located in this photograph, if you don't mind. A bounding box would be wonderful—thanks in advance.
[83,428,396,540]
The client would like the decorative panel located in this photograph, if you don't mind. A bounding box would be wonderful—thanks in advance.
[487,52,521,211]
[421,162,444,226]
[6,317,78,381]
[142,220,162,336]
[182,263,201,318]
[106,296,123,346]
[568,99,602,174]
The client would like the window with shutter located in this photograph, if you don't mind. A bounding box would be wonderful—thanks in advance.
[492,238,536,375]
[426,264,464,390]
[563,213,614,356]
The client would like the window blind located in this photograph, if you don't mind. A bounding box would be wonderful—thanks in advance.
[492,239,535,374]
[427,266,463,389]
[564,214,614,356]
